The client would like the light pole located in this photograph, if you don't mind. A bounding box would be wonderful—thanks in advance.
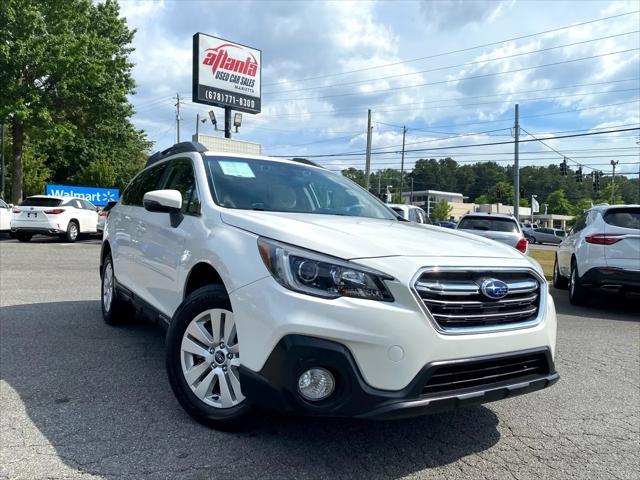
[531,194,537,225]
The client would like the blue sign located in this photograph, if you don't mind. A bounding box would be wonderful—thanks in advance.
[45,184,119,207]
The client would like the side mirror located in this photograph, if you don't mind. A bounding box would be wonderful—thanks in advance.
[143,190,182,213]
[143,190,184,227]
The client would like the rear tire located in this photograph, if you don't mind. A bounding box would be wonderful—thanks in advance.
[166,285,252,430]
[16,232,32,242]
[569,260,588,306]
[65,221,79,243]
[101,254,134,325]
[552,256,568,290]
[530,236,537,244]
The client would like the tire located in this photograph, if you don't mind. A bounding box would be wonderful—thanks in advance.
[65,221,79,243]
[552,256,569,290]
[16,232,32,242]
[569,259,588,306]
[101,254,134,325]
[530,236,537,244]
[166,285,251,429]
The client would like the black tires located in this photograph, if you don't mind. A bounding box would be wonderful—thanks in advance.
[552,256,569,290]
[529,236,537,244]
[65,221,79,242]
[101,254,134,325]
[166,285,251,429]
[16,232,32,242]
[569,259,588,306]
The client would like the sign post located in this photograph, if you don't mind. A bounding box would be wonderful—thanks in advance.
[192,33,261,138]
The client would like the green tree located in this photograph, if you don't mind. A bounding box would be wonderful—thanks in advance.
[431,199,453,221]
[546,189,574,215]
[0,0,149,202]
[341,167,366,187]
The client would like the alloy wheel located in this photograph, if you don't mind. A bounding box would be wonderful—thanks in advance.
[102,261,114,312]
[69,223,78,240]
[180,308,244,408]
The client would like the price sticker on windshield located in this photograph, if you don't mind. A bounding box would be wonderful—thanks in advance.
[219,161,256,178]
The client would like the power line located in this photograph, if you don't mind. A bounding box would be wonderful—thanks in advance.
[262,10,640,87]
[271,126,640,158]
[269,48,639,102]
[265,31,639,95]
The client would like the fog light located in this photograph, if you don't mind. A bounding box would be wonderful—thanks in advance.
[297,368,335,401]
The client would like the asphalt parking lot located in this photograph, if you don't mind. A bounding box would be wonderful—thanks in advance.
[1,236,638,480]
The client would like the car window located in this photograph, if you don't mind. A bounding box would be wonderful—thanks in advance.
[82,200,96,210]
[409,208,418,222]
[555,230,566,237]
[572,213,588,233]
[457,217,518,233]
[122,162,168,206]
[205,156,397,220]
[603,208,640,229]
[162,158,200,215]
[390,207,405,218]
[0,199,7,209]
[20,197,63,207]
[416,209,426,224]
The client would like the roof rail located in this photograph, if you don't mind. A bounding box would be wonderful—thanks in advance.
[291,157,323,168]
[146,141,208,168]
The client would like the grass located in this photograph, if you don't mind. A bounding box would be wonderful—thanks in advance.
[528,248,555,281]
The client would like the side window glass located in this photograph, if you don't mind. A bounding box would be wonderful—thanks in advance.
[122,163,167,207]
[163,159,200,215]
[573,213,588,233]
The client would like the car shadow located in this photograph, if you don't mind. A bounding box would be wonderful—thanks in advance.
[550,287,640,322]
[1,300,501,479]
[0,234,101,244]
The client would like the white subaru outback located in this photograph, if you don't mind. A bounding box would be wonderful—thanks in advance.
[100,142,559,428]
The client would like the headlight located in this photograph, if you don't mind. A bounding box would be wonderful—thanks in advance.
[257,238,394,301]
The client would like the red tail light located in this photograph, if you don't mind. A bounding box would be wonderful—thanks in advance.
[585,233,624,245]
[44,208,65,215]
[516,237,528,253]
[12,207,21,213]
[98,211,109,217]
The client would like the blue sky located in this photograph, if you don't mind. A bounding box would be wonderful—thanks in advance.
[120,0,639,177]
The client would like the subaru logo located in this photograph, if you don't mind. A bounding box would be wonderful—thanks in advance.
[480,278,509,300]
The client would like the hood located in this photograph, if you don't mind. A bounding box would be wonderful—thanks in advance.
[220,210,524,260]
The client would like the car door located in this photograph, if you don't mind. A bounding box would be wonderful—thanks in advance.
[81,200,99,232]
[136,157,201,316]
[557,213,587,277]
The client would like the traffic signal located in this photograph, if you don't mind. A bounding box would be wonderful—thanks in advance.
[560,159,568,176]
[574,167,583,183]
[593,171,601,192]
[495,186,503,201]
[519,187,525,198]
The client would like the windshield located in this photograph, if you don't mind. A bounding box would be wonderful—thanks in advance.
[458,216,518,233]
[20,197,63,207]
[204,156,397,220]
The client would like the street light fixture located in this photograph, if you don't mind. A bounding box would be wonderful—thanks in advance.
[233,113,242,133]
[208,110,218,130]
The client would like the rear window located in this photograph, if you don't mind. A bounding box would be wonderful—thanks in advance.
[555,230,566,237]
[458,216,518,233]
[19,197,62,207]
[604,208,640,229]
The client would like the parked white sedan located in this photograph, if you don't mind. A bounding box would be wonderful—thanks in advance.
[11,195,99,242]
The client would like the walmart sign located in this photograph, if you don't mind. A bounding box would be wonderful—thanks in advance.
[45,184,119,206]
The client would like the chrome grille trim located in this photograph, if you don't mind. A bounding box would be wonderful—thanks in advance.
[410,267,547,335]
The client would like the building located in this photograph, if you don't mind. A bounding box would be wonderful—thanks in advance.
[402,189,464,205]
[193,134,261,155]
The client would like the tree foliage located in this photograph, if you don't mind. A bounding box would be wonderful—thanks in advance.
[0,0,150,201]
[431,199,453,221]
[343,159,639,213]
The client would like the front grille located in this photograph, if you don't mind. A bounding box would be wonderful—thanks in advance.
[414,269,542,331]
[422,351,550,395]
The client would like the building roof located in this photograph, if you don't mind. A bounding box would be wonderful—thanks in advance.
[401,189,463,197]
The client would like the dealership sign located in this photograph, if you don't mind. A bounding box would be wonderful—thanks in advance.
[45,184,119,206]
[192,33,261,114]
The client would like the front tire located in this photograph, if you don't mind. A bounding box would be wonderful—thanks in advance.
[552,256,569,290]
[166,285,251,429]
[569,260,588,306]
[101,254,134,325]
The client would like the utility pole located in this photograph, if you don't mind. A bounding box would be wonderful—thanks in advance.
[610,159,619,204]
[364,109,372,190]
[399,126,407,204]
[513,103,520,221]
[224,107,232,139]
[531,194,537,225]
[196,113,200,139]
[410,177,414,204]
[377,173,382,196]
[175,93,181,143]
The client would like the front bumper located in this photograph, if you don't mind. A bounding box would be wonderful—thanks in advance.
[239,335,559,419]
[581,267,640,292]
